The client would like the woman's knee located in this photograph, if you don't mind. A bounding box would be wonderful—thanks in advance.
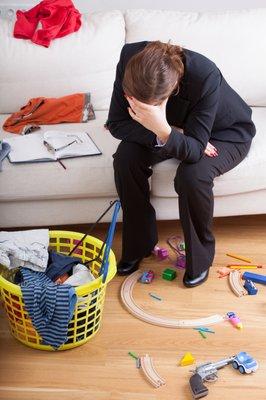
[174,161,213,194]
[113,141,149,170]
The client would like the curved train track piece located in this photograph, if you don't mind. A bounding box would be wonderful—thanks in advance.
[120,271,224,328]
[228,270,248,297]
[140,354,166,388]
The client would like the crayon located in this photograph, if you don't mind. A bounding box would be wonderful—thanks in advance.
[149,293,162,301]
[128,351,139,360]
[199,330,206,339]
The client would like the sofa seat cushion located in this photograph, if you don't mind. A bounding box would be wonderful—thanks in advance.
[0,111,120,201]
[151,107,266,197]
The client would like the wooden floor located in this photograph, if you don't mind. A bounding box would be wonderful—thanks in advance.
[0,215,265,400]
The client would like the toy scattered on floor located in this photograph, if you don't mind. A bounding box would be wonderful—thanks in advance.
[162,268,176,281]
[189,356,235,399]
[180,352,195,366]
[167,235,186,269]
[227,311,243,330]
[175,254,186,269]
[149,292,162,301]
[138,270,155,284]
[193,327,215,334]
[140,354,166,388]
[128,351,139,360]
[198,330,206,339]
[232,352,258,374]
[153,245,169,260]
[242,271,266,285]
[227,264,263,269]
[194,327,215,338]
[217,267,231,278]
[244,279,258,295]
[226,253,252,263]
[121,271,224,328]
[228,270,248,297]
[179,242,186,251]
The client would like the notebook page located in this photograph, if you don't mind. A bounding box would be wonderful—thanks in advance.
[4,133,56,163]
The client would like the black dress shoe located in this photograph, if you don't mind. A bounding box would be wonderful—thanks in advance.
[183,269,209,288]
[117,258,142,276]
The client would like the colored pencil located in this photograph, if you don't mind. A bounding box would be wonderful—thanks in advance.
[227,265,262,269]
[226,253,252,263]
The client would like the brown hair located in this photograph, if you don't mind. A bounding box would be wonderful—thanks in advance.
[122,40,184,104]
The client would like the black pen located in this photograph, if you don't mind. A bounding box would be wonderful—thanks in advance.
[58,159,66,170]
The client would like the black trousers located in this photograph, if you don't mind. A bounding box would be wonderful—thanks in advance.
[113,139,252,278]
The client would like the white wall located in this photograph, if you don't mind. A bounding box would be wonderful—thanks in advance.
[0,0,266,15]
[74,0,266,12]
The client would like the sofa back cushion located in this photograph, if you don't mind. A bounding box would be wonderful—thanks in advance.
[125,8,266,106]
[0,10,125,113]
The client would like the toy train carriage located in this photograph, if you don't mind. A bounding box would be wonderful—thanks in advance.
[138,270,155,284]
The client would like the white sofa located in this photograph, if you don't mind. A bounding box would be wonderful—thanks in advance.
[0,8,266,228]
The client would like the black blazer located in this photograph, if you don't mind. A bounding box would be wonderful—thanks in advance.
[106,41,256,163]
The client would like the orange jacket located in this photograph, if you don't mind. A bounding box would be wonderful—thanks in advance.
[3,93,95,134]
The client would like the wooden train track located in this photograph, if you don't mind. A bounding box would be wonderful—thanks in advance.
[140,354,166,388]
[228,270,248,297]
[120,271,224,328]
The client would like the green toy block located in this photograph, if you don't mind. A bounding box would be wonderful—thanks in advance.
[162,268,177,281]
[179,242,186,251]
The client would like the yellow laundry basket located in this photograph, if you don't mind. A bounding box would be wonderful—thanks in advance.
[0,230,117,351]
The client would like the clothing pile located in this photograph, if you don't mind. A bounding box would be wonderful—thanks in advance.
[3,93,95,135]
[0,229,95,349]
[13,0,82,48]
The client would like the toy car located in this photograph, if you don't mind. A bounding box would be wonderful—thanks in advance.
[138,270,154,284]
[244,279,258,295]
[232,352,258,374]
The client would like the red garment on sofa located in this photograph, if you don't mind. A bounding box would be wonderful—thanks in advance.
[13,0,81,47]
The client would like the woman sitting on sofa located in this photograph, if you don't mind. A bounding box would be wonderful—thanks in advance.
[106,40,256,288]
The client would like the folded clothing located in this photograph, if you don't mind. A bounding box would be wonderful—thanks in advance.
[0,229,49,272]
[19,267,77,349]
[3,93,95,135]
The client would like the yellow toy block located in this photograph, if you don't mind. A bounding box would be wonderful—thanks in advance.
[179,352,195,366]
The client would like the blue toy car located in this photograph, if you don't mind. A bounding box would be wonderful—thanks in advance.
[138,270,154,284]
[232,352,258,374]
[244,279,258,295]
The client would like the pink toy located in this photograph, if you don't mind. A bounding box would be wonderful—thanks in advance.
[175,255,186,269]
[153,245,169,260]
[217,267,231,278]
[227,311,243,330]
[167,236,186,269]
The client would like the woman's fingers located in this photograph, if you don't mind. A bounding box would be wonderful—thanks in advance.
[128,107,136,120]
[205,142,219,157]
[127,97,138,114]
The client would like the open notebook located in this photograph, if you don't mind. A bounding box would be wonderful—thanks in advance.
[4,131,102,163]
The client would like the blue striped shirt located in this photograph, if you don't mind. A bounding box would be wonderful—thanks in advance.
[20,268,77,349]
